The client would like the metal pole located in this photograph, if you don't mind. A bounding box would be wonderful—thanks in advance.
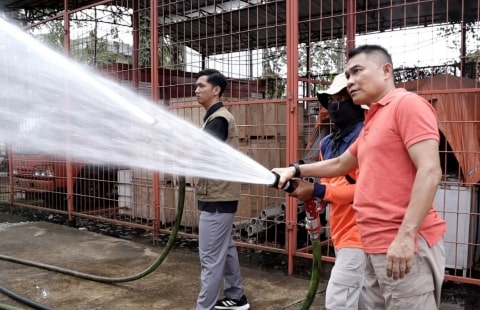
[64,0,74,221]
[151,0,160,244]
[285,0,299,276]
[346,0,356,55]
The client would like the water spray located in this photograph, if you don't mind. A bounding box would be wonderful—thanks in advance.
[0,17,276,186]
[0,16,316,310]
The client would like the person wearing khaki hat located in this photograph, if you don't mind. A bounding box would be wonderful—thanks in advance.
[317,73,369,122]
[283,72,367,309]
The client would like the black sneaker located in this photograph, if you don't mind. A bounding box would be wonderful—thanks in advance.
[214,294,250,310]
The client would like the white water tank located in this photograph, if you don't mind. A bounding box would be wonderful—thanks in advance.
[434,183,478,276]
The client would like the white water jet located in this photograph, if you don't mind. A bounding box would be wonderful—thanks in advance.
[0,18,276,186]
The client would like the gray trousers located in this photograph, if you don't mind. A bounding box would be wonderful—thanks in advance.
[326,247,367,310]
[196,211,244,310]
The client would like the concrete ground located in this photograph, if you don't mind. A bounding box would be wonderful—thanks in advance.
[0,209,478,309]
[0,219,326,310]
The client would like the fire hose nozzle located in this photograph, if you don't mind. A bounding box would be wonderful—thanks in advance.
[270,171,297,193]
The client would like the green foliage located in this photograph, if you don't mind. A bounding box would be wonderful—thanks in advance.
[70,31,126,66]
[299,38,346,78]
[260,47,287,98]
[260,38,346,99]
[437,22,479,52]
[138,14,185,69]
[14,6,133,67]
[393,65,450,83]
[12,8,65,51]
[394,21,480,81]
[139,15,151,66]
[32,20,65,51]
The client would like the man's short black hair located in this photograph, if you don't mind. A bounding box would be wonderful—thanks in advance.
[196,69,228,97]
[348,44,393,66]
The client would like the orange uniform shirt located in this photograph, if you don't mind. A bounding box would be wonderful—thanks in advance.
[318,121,363,251]
[321,172,363,250]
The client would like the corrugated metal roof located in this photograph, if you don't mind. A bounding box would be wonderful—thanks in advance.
[0,0,477,55]
[0,0,100,11]
[159,0,477,55]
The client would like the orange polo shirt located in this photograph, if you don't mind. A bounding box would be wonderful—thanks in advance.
[348,88,446,254]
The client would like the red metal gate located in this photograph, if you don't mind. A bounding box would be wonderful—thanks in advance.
[0,0,479,285]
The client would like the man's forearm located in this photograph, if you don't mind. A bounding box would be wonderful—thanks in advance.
[397,166,441,238]
[298,153,356,179]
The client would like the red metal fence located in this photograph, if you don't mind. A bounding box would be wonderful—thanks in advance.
[1,0,479,285]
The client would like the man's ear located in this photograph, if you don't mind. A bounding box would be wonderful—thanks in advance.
[383,63,393,78]
[213,85,221,96]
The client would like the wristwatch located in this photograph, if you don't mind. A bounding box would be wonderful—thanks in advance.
[290,163,301,178]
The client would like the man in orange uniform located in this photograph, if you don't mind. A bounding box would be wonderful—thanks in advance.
[274,45,446,310]
[289,73,366,309]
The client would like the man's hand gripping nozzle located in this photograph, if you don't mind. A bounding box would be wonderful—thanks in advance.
[270,172,323,241]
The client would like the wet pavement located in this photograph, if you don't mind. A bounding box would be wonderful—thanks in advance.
[0,206,478,310]
[0,212,325,310]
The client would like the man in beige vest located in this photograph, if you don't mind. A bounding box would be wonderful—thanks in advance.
[194,69,250,310]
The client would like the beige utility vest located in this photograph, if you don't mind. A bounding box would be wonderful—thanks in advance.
[195,107,241,202]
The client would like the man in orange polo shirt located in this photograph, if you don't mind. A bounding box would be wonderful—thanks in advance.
[289,72,366,309]
[273,45,446,310]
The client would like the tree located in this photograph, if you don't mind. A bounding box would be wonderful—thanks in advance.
[299,38,346,78]
[261,47,287,99]
[260,38,347,99]
[138,14,185,69]
[436,21,480,79]
[12,5,133,66]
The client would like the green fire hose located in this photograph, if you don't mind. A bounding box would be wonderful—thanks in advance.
[300,239,322,310]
